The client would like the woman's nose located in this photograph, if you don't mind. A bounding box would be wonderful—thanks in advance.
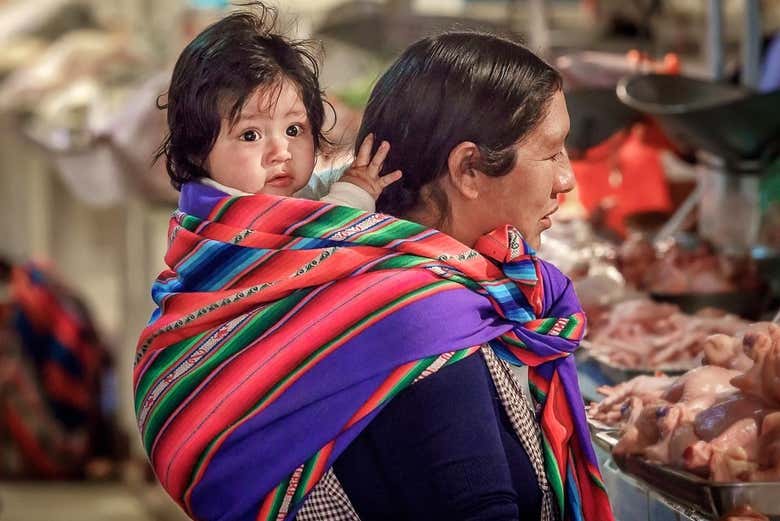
[554,152,575,194]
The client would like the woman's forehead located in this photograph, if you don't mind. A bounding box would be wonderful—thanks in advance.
[526,91,570,149]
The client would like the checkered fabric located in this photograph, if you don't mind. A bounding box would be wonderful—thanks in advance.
[295,346,555,521]
[481,346,557,521]
[295,467,360,521]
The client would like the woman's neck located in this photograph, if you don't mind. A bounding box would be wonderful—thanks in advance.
[404,202,479,248]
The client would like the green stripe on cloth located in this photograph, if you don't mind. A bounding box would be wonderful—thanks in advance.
[263,477,289,521]
[141,291,312,451]
[542,437,565,515]
[378,355,440,406]
[560,317,580,339]
[292,457,318,505]
[532,317,557,334]
[372,255,432,271]
[352,220,428,246]
[134,333,207,413]
[212,197,240,221]
[528,381,546,404]
[443,348,475,367]
[499,333,527,349]
[589,469,607,492]
[180,214,204,231]
[294,207,367,237]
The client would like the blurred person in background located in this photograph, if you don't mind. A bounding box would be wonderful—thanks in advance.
[0,258,118,479]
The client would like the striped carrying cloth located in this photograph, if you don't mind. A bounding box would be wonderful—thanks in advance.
[133,181,614,521]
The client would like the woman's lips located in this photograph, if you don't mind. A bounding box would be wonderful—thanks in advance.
[540,206,558,229]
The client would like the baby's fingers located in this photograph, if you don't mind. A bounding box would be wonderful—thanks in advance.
[369,141,391,170]
[380,170,402,188]
[355,133,374,166]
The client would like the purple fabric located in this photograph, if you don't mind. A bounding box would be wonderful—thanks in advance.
[180,182,230,218]
[190,288,514,520]
[171,180,608,521]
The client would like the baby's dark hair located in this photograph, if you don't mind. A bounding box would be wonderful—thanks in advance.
[155,2,328,189]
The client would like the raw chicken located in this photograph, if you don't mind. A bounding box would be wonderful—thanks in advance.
[610,367,740,460]
[0,30,145,110]
[587,298,748,369]
[746,412,780,482]
[731,324,780,407]
[595,324,780,483]
[628,238,750,294]
[703,333,753,371]
[616,234,657,289]
[641,403,696,465]
[660,366,740,412]
[684,418,759,479]
[589,374,676,425]
[694,394,768,441]
[613,402,665,457]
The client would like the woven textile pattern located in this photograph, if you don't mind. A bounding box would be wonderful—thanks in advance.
[133,183,613,521]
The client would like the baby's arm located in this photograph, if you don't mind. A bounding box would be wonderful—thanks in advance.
[320,134,402,211]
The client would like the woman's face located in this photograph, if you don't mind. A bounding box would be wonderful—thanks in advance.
[471,90,574,249]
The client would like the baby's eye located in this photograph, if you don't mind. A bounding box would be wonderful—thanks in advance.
[548,151,564,162]
[240,130,260,142]
[286,124,304,137]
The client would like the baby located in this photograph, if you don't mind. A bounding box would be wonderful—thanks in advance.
[155,3,400,209]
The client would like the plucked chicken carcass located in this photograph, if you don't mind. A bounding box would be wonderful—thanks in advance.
[588,374,676,424]
[661,365,740,411]
[593,325,780,483]
[747,412,780,481]
[684,417,760,480]
[703,333,754,371]
[731,324,780,407]
[611,366,740,462]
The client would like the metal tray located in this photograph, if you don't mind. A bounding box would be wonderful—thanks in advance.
[592,430,620,452]
[596,431,780,520]
[587,416,620,436]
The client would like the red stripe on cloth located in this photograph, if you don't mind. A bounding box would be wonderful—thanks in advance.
[154,270,447,499]
[539,371,573,482]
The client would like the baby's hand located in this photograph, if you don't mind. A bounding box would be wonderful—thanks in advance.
[339,134,402,199]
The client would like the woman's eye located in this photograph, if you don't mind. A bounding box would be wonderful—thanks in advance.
[240,130,260,142]
[286,124,304,137]
[549,151,564,162]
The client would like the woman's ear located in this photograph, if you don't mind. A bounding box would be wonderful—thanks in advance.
[446,142,481,200]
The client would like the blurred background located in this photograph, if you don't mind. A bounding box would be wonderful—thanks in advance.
[1,0,779,520]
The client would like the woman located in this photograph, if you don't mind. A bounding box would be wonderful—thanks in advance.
[134,32,613,521]
[319,31,588,521]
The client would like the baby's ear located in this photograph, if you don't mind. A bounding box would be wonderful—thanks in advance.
[446,142,481,200]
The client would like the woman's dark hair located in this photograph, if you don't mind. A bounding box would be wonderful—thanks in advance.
[155,2,329,189]
[358,32,562,220]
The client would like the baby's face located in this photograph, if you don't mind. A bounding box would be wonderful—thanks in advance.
[204,80,315,196]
